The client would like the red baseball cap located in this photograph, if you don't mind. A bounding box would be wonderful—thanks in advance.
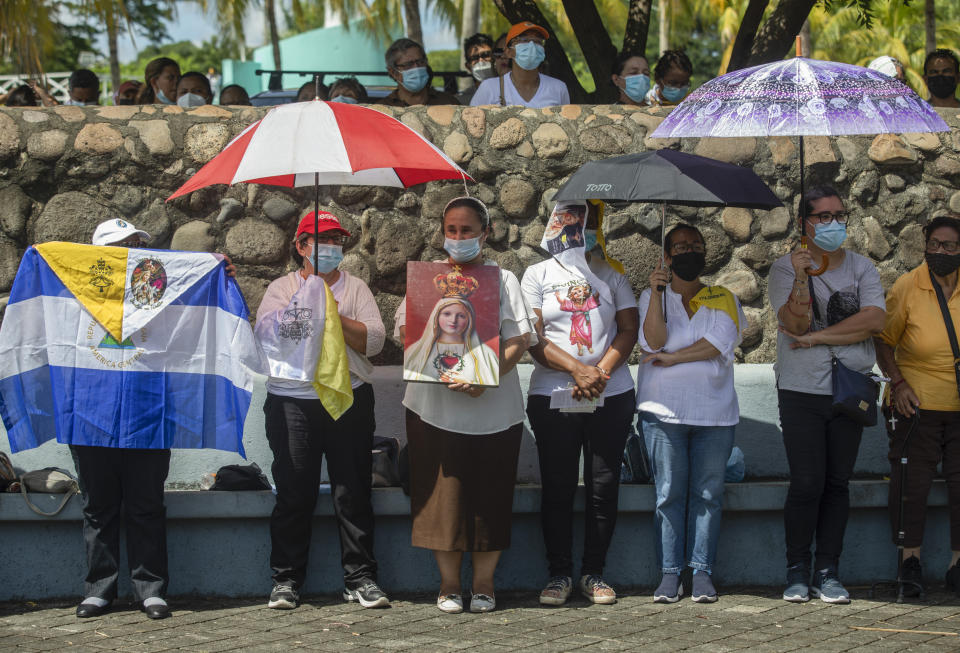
[506,22,549,46]
[295,210,352,239]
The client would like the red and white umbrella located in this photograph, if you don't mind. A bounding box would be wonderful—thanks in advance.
[167,100,470,200]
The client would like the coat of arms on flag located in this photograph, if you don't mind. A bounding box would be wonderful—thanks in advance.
[0,243,266,455]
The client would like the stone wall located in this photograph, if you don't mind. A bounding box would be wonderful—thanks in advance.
[1,103,959,364]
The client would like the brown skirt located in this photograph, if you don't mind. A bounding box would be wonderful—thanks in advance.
[406,409,522,552]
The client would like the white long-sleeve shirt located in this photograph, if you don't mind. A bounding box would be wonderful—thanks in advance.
[256,270,384,398]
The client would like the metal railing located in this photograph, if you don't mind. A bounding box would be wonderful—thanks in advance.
[0,72,113,105]
[254,69,469,95]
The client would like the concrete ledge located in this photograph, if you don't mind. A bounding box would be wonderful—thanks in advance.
[0,480,949,522]
[0,480,953,600]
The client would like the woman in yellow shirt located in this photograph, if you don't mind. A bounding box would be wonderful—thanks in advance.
[876,215,960,597]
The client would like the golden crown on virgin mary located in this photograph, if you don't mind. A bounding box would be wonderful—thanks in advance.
[433,265,479,299]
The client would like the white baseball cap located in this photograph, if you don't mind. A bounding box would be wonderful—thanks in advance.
[868,56,902,79]
[92,218,151,246]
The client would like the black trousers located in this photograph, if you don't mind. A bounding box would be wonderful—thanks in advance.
[264,383,377,589]
[778,390,864,571]
[887,408,960,548]
[526,390,635,578]
[69,445,171,602]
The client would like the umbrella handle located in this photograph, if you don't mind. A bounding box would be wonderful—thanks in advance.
[801,235,829,276]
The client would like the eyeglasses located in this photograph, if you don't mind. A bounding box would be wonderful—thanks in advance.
[492,49,504,59]
[671,242,705,254]
[466,51,493,64]
[393,57,427,71]
[808,211,849,224]
[300,234,346,246]
[510,36,544,46]
[927,238,960,254]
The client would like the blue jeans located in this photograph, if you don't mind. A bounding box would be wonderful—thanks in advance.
[641,412,735,574]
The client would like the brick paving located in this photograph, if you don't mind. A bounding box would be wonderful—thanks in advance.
[2,587,960,652]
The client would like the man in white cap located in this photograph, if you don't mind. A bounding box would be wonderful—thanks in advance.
[92,218,151,248]
[91,218,236,274]
[72,219,233,621]
[868,56,906,83]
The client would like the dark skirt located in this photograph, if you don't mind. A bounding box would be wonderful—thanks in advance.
[406,409,522,552]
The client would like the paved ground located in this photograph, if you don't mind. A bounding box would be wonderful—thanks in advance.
[2,586,960,652]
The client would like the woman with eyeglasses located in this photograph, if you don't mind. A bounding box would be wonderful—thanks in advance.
[470,22,570,108]
[874,214,960,597]
[771,185,886,605]
[255,211,389,611]
[636,224,745,604]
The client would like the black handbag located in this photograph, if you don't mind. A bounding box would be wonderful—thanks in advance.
[809,277,879,426]
[621,427,652,484]
[210,463,272,491]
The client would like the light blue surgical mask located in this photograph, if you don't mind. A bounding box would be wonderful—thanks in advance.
[306,243,344,273]
[65,97,98,106]
[156,87,174,105]
[622,74,650,103]
[177,92,207,108]
[400,67,429,93]
[514,42,546,71]
[812,221,847,252]
[444,236,482,263]
[661,84,689,103]
[330,95,358,104]
[583,229,599,252]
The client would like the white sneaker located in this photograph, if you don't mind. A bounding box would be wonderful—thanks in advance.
[469,593,496,613]
[436,593,463,613]
[540,576,573,606]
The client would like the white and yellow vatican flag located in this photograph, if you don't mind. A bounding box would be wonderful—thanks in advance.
[254,275,353,420]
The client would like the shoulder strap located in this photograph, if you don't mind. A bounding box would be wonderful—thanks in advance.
[20,479,77,517]
[929,267,960,398]
[499,73,506,106]
[807,276,822,326]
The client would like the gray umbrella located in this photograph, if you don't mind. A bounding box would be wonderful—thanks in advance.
[554,149,781,307]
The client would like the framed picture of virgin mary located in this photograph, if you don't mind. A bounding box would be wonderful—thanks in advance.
[403,262,501,387]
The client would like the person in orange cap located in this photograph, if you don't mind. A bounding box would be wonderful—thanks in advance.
[470,21,570,109]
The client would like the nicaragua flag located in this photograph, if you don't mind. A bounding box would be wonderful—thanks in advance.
[0,242,265,455]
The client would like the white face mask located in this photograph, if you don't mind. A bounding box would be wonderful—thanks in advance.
[471,60,495,82]
[177,92,207,108]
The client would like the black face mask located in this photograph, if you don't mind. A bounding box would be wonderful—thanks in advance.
[926,74,958,99]
[670,252,706,282]
[926,251,960,277]
[116,98,135,105]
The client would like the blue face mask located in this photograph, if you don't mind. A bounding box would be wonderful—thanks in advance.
[330,95,358,104]
[622,74,650,102]
[400,67,429,93]
[444,236,482,263]
[156,87,174,105]
[514,42,546,71]
[812,221,847,252]
[583,229,599,252]
[661,84,689,103]
[307,243,344,273]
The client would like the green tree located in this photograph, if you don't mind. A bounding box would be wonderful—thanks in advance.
[0,0,57,75]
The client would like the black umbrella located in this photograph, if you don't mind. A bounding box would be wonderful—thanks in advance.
[553,149,781,208]
[553,149,782,316]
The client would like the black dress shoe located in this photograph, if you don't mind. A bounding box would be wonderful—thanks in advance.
[141,603,170,620]
[76,602,109,618]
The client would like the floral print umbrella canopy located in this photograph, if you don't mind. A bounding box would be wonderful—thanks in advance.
[651,57,948,139]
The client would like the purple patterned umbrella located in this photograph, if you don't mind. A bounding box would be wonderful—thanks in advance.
[651,55,948,275]
[651,57,948,138]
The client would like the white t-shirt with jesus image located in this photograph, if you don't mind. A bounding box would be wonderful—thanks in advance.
[521,256,637,398]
